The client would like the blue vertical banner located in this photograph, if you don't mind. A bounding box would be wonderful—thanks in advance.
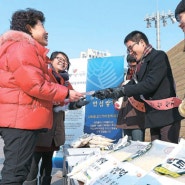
[84,56,124,142]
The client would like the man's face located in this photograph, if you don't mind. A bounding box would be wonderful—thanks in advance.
[177,12,185,32]
[126,40,146,61]
[128,62,137,70]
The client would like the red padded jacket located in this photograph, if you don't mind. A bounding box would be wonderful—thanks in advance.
[0,30,69,130]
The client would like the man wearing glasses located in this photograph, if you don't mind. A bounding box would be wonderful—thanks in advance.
[93,30,182,144]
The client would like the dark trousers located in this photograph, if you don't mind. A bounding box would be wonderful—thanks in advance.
[123,129,145,141]
[26,151,54,181]
[150,120,181,144]
[0,128,38,185]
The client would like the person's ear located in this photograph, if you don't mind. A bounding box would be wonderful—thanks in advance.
[140,39,144,44]
[25,24,32,34]
[140,39,146,47]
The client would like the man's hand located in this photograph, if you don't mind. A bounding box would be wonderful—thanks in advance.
[91,88,114,100]
[92,87,125,100]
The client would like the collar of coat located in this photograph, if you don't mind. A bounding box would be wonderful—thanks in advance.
[0,30,49,59]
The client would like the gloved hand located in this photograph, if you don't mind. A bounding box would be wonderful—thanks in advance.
[92,87,125,100]
[69,97,90,110]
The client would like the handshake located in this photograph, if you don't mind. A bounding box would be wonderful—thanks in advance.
[92,87,125,100]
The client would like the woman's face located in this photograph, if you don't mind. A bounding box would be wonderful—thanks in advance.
[28,20,48,46]
[51,54,69,73]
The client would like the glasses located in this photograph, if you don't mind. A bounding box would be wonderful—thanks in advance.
[127,42,138,53]
[55,57,68,63]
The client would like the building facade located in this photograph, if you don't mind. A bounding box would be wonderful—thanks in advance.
[80,48,111,59]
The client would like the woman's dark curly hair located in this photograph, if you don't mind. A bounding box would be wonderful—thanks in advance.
[10,8,45,35]
[50,51,71,71]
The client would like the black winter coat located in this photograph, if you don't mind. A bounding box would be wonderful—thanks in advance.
[124,48,182,128]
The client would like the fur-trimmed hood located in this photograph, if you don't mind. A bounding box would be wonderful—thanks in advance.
[0,30,49,59]
[0,30,35,46]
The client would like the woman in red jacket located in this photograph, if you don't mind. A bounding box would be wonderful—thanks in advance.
[0,9,83,185]
[24,51,89,185]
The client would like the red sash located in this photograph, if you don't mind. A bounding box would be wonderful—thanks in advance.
[128,96,182,112]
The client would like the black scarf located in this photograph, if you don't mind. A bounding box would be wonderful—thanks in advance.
[59,71,69,81]
[52,70,69,84]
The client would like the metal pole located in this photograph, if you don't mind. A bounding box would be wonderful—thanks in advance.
[144,10,175,50]
[156,11,160,50]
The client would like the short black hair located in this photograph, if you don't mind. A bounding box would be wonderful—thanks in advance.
[126,54,136,63]
[50,51,70,70]
[175,0,185,21]
[124,30,149,45]
[10,8,45,35]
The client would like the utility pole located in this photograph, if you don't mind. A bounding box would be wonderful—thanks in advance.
[144,10,176,50]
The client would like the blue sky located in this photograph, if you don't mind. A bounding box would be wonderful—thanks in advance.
[0,0,183,60]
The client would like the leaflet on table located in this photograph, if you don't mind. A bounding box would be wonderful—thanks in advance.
[68,140,147,179]
[128,139,177,172]
[110,140,149,162]
[67,153,101,177]
[153,138,185,183]
[134,171,185,185]
[89,162,146,185]
[70,154,120,184]
[69,150,147,185]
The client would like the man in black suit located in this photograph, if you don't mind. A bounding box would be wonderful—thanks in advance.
[93,30,182,144]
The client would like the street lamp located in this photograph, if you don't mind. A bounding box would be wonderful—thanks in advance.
[144,10,176,49]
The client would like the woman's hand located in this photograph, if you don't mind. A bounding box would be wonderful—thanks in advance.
[68,90,84,102]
